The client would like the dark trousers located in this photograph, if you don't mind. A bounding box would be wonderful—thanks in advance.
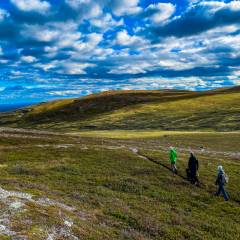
[216,185,229,201]
[186,169,199,184]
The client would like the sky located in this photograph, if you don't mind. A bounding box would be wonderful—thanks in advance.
[0,0,240,104]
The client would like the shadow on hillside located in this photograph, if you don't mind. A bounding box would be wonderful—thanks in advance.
[138,151,240,203]
[139,151,188,181]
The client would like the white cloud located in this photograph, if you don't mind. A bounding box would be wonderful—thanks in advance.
[21,24,60,42]
[0,0,239,96]
[228,1,240,11]
[11,70,23,76]
[35,60,95,75]
[35,29,59,42]
[199,1,240,14]
[199,1,225,9]
[146,3,175,24]
[66,0,102,18]
[0,59,8,64]
[21,55,37,63]
[87,33,103,46]
[188,0,201,3]
[0,9,9,21]
[22,22,102,60]
[91,48,114,60]
[34,61,59,71]
[111,0,141,16]
[57,32,81,48]
[129,76,207,90]
[68,33,106,60]
[90,13,123,31]
[59,62,95,75]
[43,22,81,50]
[65,0,90,9]
[109,62,152,74]
[11,0,50,14]
[49,89,92,96]
[205,24,239,36]
[157,59,195,71]
[115,30,146,47]
[87,3,102,18]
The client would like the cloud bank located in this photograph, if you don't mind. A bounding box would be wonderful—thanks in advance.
[0,0,239,103]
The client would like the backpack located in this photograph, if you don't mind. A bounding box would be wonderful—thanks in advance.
[222,173,229,184]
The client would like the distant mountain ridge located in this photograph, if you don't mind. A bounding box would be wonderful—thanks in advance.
[0,86,239,131]
[0,103,32,113]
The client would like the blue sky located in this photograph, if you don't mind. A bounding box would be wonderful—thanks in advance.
[0,0,240,104]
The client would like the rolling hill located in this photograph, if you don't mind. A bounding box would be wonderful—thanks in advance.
[0,87,239,239]
[0,86,239,131]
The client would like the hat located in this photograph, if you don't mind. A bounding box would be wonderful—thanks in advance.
[218,165,224,172]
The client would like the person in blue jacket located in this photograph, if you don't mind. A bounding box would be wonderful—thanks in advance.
[215,165,229,201]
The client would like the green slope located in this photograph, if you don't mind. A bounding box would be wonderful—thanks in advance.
[0,87,240,131]
[0,129,240,239]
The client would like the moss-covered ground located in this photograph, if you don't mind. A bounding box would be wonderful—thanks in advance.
[0,129,239,239]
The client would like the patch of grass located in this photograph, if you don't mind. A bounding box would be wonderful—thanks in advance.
[0,130,239,239]
[104,178,149,194]
[9,165,43,176]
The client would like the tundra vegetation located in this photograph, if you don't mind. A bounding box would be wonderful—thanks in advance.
[0,87,239,239]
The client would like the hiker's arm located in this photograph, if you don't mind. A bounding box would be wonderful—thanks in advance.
[215,175,219,185]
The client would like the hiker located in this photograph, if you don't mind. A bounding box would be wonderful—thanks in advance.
[186,152,199,185]
[215,165,229,201]
[169,147,177,174]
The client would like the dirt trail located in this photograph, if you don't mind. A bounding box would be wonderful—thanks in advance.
[100,142,240,160]
[1,141,240,160]
[1,127,239,159]
[0,127,62,136]
[129,147,174,172]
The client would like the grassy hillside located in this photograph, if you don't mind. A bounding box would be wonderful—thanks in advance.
[0,87,239,131]
[0,128,240,239]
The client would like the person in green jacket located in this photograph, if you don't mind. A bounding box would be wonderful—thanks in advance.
[169,147,177,174]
